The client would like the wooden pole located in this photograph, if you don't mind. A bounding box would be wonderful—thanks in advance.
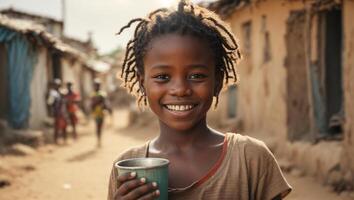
[62,0,66,34]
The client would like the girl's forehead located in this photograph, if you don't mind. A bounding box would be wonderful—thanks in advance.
[146,33,212,54]
[143,34,215,71]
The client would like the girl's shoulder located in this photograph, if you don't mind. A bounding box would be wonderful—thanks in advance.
[223,133,292,199]
[225,132,274,160]
[225,132,268,147]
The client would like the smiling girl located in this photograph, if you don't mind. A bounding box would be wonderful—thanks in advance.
[108,1,291,199]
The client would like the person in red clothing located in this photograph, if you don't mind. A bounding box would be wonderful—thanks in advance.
[64,82,81,140]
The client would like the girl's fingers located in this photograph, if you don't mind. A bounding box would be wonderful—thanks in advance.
[138,189,160,200]
[117,177,146,196]
[117,172,137,183]
[124,182,158,199]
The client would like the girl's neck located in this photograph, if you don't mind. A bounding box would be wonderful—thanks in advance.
[156,118,214,149]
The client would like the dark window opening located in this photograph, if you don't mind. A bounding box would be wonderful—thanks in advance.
[262,15,272,63]
[227,85,237,119]
[242,21,252,55]
[241,21,253,75]
[263,32,272,62]
[322,8,343,135]
[52,53,62,79]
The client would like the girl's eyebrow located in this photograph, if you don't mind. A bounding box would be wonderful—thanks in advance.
[150,64,170,70]
[151,64,208,69]
[187,64,209,69]
[149,64,209,70]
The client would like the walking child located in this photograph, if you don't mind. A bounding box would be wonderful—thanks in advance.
[108,1,292,199]
[91,80,112,147]
[65,82,81,140]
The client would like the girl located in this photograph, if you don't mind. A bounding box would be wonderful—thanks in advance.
[108,1,291,199]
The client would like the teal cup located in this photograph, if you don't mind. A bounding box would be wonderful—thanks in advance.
[115,158,169,200]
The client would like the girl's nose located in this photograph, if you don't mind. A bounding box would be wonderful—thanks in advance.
[169,78,192,97]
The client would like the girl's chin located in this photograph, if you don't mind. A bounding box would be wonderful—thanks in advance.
[159,119,206,132]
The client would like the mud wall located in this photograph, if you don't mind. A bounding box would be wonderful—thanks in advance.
[221,1,305,141]
[61,58,81,92]
[342,0,354,181]
[29,48,49,129]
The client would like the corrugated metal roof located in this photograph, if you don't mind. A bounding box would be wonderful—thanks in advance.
[0,14,87,63]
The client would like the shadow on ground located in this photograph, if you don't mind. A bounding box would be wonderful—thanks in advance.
[66,148,98,162]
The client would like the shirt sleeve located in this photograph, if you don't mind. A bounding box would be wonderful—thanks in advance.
[107,164,118,200]
[253,143,292,200]
[106,144,148,200]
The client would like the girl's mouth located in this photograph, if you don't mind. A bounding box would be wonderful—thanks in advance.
[164,104,197,112]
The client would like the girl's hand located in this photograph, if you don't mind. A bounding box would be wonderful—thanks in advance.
[114,172,160,200]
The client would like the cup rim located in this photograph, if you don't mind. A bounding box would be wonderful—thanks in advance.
[115,157,170,170]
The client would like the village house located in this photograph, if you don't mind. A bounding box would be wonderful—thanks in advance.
[208,0,354,191]
[0,8,64,38]
[0,8,109,131]
[0,14,84,130]
[0,9,112,115]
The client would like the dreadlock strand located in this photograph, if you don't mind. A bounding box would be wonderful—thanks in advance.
[126,59,137,70]
[148,8,169,19]
[129,79,139,93]
[228,56,238,83]
[128,72,137,82]
[117,18,148,35]
[203,17,238,50]
[199,18,237,51]
[190,4,195,14]
[137,94,144,106]
[226,59,237,83]
[237,50,242,59]
[121,40,136,77]
[133,20,148,38]
[223,56,233,72]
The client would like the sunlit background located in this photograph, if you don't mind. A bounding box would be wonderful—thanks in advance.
[1,1,354,199]
[0,0,216,54]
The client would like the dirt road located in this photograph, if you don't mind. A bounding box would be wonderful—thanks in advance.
[0,110,351,200]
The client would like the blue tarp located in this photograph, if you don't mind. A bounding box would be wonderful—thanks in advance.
[0,27,37,128]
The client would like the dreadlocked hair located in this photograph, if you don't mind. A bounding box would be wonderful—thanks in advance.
[117,0,241,108]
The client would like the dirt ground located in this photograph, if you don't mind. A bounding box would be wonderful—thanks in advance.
[0,109,352,200]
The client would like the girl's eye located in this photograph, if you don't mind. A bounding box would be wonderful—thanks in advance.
[189,73,207,80]
[153,74,170,82]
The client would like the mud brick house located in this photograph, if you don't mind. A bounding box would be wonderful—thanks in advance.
[207,0,354,190]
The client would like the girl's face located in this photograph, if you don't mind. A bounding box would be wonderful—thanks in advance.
[141,33,217,131]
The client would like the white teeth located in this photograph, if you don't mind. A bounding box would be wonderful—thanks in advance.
[166,104,194,111]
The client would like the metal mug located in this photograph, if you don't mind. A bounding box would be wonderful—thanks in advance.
[115,158,169,200]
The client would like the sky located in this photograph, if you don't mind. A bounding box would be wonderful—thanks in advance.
[0,0,215,54]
